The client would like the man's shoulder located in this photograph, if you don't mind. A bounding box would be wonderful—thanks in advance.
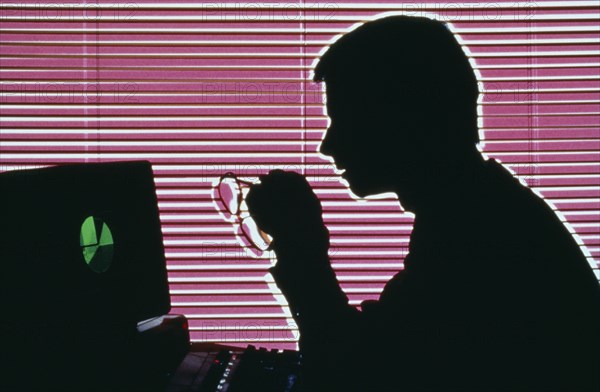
[471,159,558,231]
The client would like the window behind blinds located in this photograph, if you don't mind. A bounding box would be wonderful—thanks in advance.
[1,1,598,350]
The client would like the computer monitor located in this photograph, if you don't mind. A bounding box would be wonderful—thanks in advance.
[0,160,171,325]
[0,160,175,390]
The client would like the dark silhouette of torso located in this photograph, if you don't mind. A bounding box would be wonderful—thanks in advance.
[357,159,600,391]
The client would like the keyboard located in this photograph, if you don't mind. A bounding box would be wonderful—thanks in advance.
[166,345,303,392]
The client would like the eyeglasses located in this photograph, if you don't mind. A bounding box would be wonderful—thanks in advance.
[215,172,272,256]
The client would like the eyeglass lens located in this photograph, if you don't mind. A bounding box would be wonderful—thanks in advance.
[217,175,272,252]
[218,177,241,215]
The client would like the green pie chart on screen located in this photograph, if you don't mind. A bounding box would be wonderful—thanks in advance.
[80,216,114,273]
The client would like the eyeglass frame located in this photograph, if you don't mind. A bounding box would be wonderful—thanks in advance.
[216,172,272,252]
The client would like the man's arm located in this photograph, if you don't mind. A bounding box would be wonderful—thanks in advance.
[268,232,364,392]
[245,171,369,390]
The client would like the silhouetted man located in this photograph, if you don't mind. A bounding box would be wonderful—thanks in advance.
[246,16,600,392]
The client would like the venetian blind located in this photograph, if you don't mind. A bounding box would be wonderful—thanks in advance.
[1,1,599,350]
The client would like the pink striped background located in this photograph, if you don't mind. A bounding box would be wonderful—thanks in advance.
[1,1,599,350]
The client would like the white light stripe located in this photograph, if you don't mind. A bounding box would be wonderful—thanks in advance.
[172,301,284,307]
[0,116,320,122]
[550,198,600,202]
[167,214,447,221]
[168,276,394,283]
[172,299,381,306]
[1,114,599,123]
[163,238,410,246]
[3,25,599,34]
[188,339,298,343]
[492,151,600,156]
[1,126,597,136]
[159,213,409,220]
[184,314,293,319]
[326,226,417,231]
[1,99,599,110]
[2,14,599,22]
[160,216,223,222]
[157,190,212,196]
[153,162,599,169]
[1,78,300,83]
[170,277,272,284]
[155,202,398,209]
[190,326,298,332]
[480,75,600,82]
[166,263,403,270]
[0,111,600,120]
[481,128,600,132]
[2,88,597,97]
[558,211,600,216]
[477,64,600,70]
[169,288,383,295]
[188,326,297,331]
[166,250,407,258]
[456,26,600,33]
[170,289,277,295]
[162,227,233,234]
[6,139,598,148]
[573,223,600,228]
[2,75,599,84]
[2,2,596,9]
[0,104,314,109]
[0,153,304,158]
[2,65,599,73]
[2,141,313,147]
[580,235,600,240]
[481,88,600,96]
[161,226,411,233]
[159,202,214,208]
[3,38,599,46]
[2,94,596,103]
[468,51,600,58]
[165,190,390,198]
[2,50,599,58]
[0,129,313,134]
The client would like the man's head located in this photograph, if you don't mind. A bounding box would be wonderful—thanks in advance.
[314,16,480,205]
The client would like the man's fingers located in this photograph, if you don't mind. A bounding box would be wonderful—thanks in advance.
[247,170,323,236]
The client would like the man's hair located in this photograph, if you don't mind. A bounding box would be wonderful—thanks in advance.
[313,15,480,149]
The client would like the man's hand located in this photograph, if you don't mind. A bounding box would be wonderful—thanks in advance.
[246,170,341,316]
[246,170,327,243]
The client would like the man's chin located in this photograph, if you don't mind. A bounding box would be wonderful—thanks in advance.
[343,177,378,199]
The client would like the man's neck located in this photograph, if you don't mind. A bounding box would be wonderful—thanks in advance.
[395,151,487,216]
